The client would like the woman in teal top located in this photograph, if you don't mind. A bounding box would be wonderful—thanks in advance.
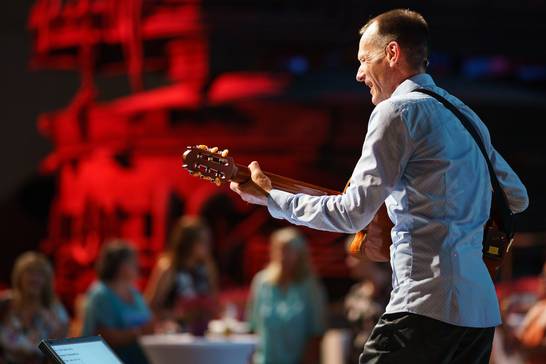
[82,240,153,364]
[247,228,327,364]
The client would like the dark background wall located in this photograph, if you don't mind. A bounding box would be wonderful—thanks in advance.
[0,1,76,285]
[1,2,74,200]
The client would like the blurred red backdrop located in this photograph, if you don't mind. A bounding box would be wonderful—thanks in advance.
[29,0,355,310]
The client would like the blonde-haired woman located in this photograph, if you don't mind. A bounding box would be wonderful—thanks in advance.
[247,227,326,364]
[0,252,68,364]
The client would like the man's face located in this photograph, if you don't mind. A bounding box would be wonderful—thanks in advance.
[356,22,397,105]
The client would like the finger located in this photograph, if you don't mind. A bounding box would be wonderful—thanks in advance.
[248,161,264,178]
[230,182,241,193]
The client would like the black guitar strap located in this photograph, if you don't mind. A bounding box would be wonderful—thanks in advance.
[413,88,514,239]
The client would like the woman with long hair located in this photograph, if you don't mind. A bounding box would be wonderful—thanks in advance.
[145,216,218,334]
[247,227,326,364]
[0,252,69,364]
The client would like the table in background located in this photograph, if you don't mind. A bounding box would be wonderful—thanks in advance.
[139,334,257,364]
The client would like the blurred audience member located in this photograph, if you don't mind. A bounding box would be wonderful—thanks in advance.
[514,261,546,363]
[0,252,69,364]
[344,254,390,363]
[492,260,546,364]
[247,227,326,364]
[145,216,218,335]
[82,240,152,364]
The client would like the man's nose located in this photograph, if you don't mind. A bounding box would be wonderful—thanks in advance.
[356,67,365,82]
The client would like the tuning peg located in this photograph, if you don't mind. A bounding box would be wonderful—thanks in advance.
[221,149,229,157]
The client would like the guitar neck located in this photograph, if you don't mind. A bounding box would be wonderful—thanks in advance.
[232,163,339,196]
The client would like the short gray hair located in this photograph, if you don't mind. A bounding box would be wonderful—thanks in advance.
[360,9,429,71]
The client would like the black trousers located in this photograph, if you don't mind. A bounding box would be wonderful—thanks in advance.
[359,312,495,364]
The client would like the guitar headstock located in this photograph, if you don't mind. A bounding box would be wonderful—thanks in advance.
[182,145,236,186]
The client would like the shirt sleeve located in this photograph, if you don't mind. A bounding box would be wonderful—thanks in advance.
[489,147,529,213]
[81,286,117,336]
[463,104,529,214]
[133,289,152,325]
[52,301,70,326]
[267,101,413,233]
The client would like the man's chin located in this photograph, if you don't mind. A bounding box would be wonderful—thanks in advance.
[371,93,387,105]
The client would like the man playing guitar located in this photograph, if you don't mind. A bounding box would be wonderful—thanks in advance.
[230,9,529,364]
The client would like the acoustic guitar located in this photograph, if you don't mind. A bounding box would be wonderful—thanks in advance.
[182,145,509,279]
[182,145,391,262]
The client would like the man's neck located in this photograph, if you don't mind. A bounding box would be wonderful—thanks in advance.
[388,69,425,99]
[400,69,425,84]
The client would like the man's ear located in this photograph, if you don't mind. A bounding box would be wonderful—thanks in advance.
[385,41,400,67]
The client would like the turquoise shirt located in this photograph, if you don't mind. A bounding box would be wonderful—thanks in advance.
[82,281,151,364]
[247,271,326,364]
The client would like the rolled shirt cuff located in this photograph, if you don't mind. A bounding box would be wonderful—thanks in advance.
[267,189,294,220]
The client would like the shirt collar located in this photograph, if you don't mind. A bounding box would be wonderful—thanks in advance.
[391,73,436,98]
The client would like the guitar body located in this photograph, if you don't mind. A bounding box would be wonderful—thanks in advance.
[482,217,513,279]
[348,204,392,262]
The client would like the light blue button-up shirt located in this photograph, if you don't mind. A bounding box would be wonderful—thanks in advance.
[267,73,529,328]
